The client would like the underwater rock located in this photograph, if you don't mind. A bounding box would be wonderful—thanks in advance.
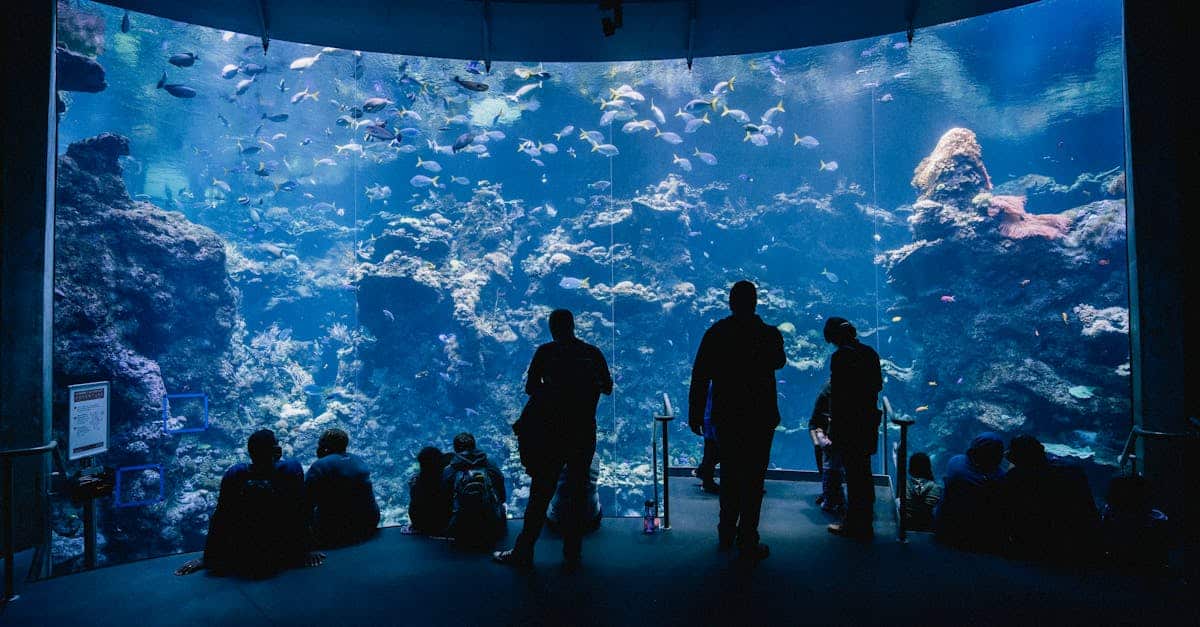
[56,45,107,92]
[911,128,992,203]
[54,134,237,563]
[884,128,1130,465]
[994,168,1126,213]
[56,0,106,57]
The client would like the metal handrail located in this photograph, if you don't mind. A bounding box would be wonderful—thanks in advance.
[654,394,675,530]
[1118,421,1200,473]
[885,397,915,543]
[1,440,58,604]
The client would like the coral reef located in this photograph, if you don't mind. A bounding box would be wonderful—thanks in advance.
[53,134,237,565]
[882,128,1129,471]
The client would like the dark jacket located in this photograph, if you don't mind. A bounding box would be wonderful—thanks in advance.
[808,382,832,432]
[441,448,507,504]
[204,459,307,577]
[408,456,451,534]
[520,337,613,447]
[828,339,883,454]
[935,433,1007,550]
[688,313,787,432]
[1000,455,1097,561]
[305,452,381,547]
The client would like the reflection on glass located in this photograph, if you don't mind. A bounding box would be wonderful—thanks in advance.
[50,0,1130,571]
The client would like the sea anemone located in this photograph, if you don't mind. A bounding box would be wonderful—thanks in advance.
[987,195,1072,240]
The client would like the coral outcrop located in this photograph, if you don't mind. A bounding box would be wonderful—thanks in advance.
[53,134,237,565]
[882,128,1129,471]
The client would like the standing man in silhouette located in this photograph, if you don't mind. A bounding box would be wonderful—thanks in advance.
[688,281,786,561]
[822,317,883,540]
[494,308,612,570]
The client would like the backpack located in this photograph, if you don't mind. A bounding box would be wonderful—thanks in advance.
[234,472,289,574]
[447,467,503,546]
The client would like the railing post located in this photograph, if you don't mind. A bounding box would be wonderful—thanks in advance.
[887,397,913,544]
[3,457,14,603]
[655,394,675,530]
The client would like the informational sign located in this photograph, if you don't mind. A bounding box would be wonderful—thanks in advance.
[68,381,110,460]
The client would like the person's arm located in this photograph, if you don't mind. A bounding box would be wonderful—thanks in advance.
[524,345,546,396]
[768,326,787,370]
[688,328,716,435]
[594,346,614,396]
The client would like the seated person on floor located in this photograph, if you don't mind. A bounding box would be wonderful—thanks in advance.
[176,429,324,576]
[442,432,508,547]
[999,434,1098,562]
[306,428,381,548]
[902,452,942,532]
[405,445,452,535]
[934,432,1006,551]
[547,456,603,533]
[1100,473,1170,571]
[809,380,844,514]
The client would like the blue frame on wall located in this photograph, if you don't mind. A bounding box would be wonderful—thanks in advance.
[161,392,209,435]
[114,464,165,508]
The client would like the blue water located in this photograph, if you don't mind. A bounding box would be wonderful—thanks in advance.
[51,0,1130,568]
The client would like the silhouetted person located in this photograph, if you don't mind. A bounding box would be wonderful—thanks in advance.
[692,381,721,493]
[822,317,883,540]
[443,432,507,547]
[902,452,942,532]
[305,428,381,548]
[809,381,844,514]
[405,446,451,535]
[175,429,324,577]
[1000,435,1097,562]
[935,432,1007,551]
[548,456,602,533]
[495,308,613,569]
[1100,474,1170,571]
[688,281,786,561]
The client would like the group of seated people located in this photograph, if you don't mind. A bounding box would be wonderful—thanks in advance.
[888,432,1169,569]
[180,427,602,577]
[176,427,380,577]
[406,433,602,542]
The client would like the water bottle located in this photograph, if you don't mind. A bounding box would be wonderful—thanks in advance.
[643,499,657,534]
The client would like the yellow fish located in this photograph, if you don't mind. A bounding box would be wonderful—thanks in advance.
[915,406,929,412]
[891,316,903,323]
[1061,312,1069,324]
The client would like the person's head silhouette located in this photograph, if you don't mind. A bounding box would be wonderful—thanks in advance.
[909,452,934,480]
[549,308,575,342]
[317,428,349,458]
[452,432,477,453]
[729,280,757,316]
[823,316,856,346]
[416,446,444,472]
[247,429,281,466]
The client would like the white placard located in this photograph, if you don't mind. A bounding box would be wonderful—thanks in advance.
[69,381,109,460]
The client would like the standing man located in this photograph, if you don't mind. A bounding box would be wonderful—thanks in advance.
[494,309,613,570]
[822,317,883,540]
[688,281,786,561]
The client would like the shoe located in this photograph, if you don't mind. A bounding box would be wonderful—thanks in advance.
[820,502,846,516]
[701,480,720,494]
[737,543,770,561]
[827,523,873,540]
[492,548,533,568]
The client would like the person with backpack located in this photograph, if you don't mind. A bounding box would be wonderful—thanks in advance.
[494,308,613,570]
[175,429,324,577]
[442,432,507,547]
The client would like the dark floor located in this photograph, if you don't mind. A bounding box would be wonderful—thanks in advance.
[4,479,1195,626]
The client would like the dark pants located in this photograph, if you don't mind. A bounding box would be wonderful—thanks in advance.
[841,450,874,532]
[697,436,720,480]
[515,439,595,560]
[716,426,774,548]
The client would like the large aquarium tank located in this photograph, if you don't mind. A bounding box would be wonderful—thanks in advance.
[49,0,1132,571]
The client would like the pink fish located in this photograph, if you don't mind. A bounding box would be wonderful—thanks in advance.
[940,295,956,303]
